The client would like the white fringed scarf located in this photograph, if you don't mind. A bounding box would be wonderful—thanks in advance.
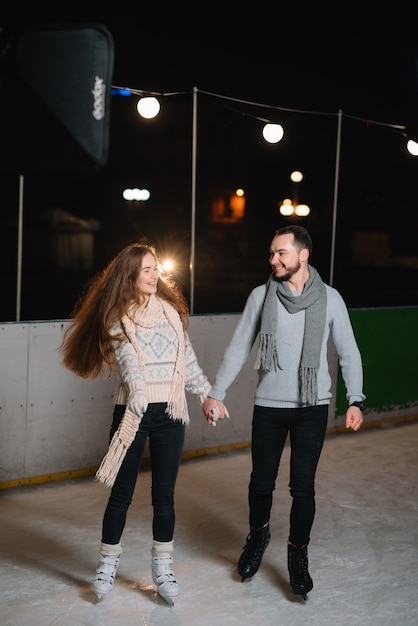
[255,266,327,405]
[95,295,188,488]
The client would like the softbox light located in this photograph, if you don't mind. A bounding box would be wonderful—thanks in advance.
[0,23,114,170]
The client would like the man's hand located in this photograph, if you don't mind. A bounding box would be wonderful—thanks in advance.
[345,405,364,431]
[202,397,228,426]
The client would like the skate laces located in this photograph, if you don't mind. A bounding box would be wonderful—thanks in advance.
[243,531,269,562]
[289,548,311,583]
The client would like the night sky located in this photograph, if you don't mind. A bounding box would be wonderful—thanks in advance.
[1,6,418,320]
[2,6,417,121]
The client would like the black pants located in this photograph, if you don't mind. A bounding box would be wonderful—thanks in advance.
[249,404,328,547]
[101,403,185,545]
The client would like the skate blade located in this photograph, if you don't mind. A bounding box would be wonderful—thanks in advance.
[158,592,176,606]
[292,590,308,601]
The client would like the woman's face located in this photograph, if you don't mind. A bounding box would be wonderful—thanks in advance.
[136,252,159,300]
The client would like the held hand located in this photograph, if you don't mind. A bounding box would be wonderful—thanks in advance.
[345,405,364,431]
[202,397,228,426]
[210,406,221,426]
[210,405,231,427]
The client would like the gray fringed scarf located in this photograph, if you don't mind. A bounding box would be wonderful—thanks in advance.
[255,265,327,405]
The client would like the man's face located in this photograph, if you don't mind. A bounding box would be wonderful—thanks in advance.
[269,234,302,282]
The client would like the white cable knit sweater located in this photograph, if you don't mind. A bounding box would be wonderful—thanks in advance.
[110,295,211,423]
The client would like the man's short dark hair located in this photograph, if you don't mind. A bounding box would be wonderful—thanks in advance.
[275,225,313,254]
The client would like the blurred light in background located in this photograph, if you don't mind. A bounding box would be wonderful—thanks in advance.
[123,188,151,201]
[290,170,303,183]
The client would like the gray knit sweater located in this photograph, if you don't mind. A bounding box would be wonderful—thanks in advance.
[210,282,365,408]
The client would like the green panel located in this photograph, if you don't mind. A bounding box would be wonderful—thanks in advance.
[335,307,418,417]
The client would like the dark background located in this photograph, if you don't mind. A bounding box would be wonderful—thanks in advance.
[1,5,418,321]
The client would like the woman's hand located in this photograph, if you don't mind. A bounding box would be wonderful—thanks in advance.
[202,397,229,426]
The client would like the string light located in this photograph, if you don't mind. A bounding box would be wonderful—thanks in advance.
[262,123,284,143]
[137,97,160,119]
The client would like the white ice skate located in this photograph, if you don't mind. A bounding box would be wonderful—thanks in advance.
[151,555,180,605]
[92,553,120,601]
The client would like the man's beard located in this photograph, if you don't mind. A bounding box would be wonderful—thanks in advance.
[275,260,301,282]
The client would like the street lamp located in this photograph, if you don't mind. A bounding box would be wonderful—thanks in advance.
[279,200,310,217]
[122,187,151,202]
[279,171,310,217]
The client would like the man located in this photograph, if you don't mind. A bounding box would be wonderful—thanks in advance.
[203,225,365,600]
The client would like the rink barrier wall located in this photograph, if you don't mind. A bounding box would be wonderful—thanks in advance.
[1,307,417,489]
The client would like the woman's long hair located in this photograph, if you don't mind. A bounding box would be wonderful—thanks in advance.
[60,243,189,379]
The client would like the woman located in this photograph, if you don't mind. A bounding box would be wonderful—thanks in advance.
[60,243,219,604]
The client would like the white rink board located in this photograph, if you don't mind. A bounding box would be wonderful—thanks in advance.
[1,314,404,484]
[0,316,258,483]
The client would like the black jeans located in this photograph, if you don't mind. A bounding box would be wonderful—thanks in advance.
[101,403,185,545]
[249,404,328,547]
